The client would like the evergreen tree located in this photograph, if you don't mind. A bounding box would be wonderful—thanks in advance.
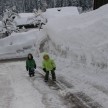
[2,6,19,36]
[62,0,69,7]
[27,9,47,30]
[41,0,47,12]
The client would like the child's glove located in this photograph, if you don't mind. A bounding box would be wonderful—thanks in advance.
[26,66,28,71]
[34,64,36,69]
[53,67,56,71]
[43,68,46,72]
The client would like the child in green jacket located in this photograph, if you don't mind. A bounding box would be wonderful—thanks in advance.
[26,53,36,77]
[42,54,56,82]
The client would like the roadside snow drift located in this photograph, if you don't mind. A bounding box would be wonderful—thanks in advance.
[41,5,108,108]
[0,29,46,59]
[44,4,108,68]
[15,13,34,26]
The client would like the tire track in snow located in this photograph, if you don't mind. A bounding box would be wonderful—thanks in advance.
[30,68,103,108]
[0,60,104,108]
[4,62,45,108]
[27,70,67,108]
[0,75,13,108]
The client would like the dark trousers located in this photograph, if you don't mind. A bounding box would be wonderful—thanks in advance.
[45,70,56,81]
[29,68,35,77]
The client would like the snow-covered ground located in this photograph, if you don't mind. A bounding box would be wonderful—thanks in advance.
[0,29,47,59]
[0,62,45,108]
[0,5,108,108]
[43,4,108,108]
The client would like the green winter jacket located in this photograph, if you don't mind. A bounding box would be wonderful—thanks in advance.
[26,59,36,70]
[42,59,56,71]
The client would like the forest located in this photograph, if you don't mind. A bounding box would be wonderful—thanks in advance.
[0,0,93,16]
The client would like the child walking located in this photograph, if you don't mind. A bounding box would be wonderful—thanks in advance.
[42,54,56,82]
[26,53,36,77]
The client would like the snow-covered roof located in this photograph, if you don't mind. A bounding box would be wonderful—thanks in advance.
[15,13,34,26]
[44,6,79,19]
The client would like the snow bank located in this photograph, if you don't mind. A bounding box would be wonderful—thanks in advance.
[15,13,34,25]
[42,5,108,108]
[0,29,47,59]
[44,4,108,69]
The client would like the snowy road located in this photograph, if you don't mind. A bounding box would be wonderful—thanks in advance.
[0,61,104,108]
[0,61,68,108]
[0,62,45,108]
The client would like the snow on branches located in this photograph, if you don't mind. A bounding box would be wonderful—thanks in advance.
[27,9,47,30]
[2,6,20,36]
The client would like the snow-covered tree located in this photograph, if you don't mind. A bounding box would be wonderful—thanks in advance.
[37,0,47,12]
[27,9,47,30]
[79,0,93,11]
[37,0,41,10]
[2,6,19,36]
[41,0,47,12]
[62,0,69,7]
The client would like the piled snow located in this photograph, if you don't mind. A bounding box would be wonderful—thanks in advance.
[15,13,34,25]
[0,29,47,59]
[42,5,108,108]
[45,5,108,47]
[44,4,108,68]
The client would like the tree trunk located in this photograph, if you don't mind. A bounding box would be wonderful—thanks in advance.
[93,0,108,10]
